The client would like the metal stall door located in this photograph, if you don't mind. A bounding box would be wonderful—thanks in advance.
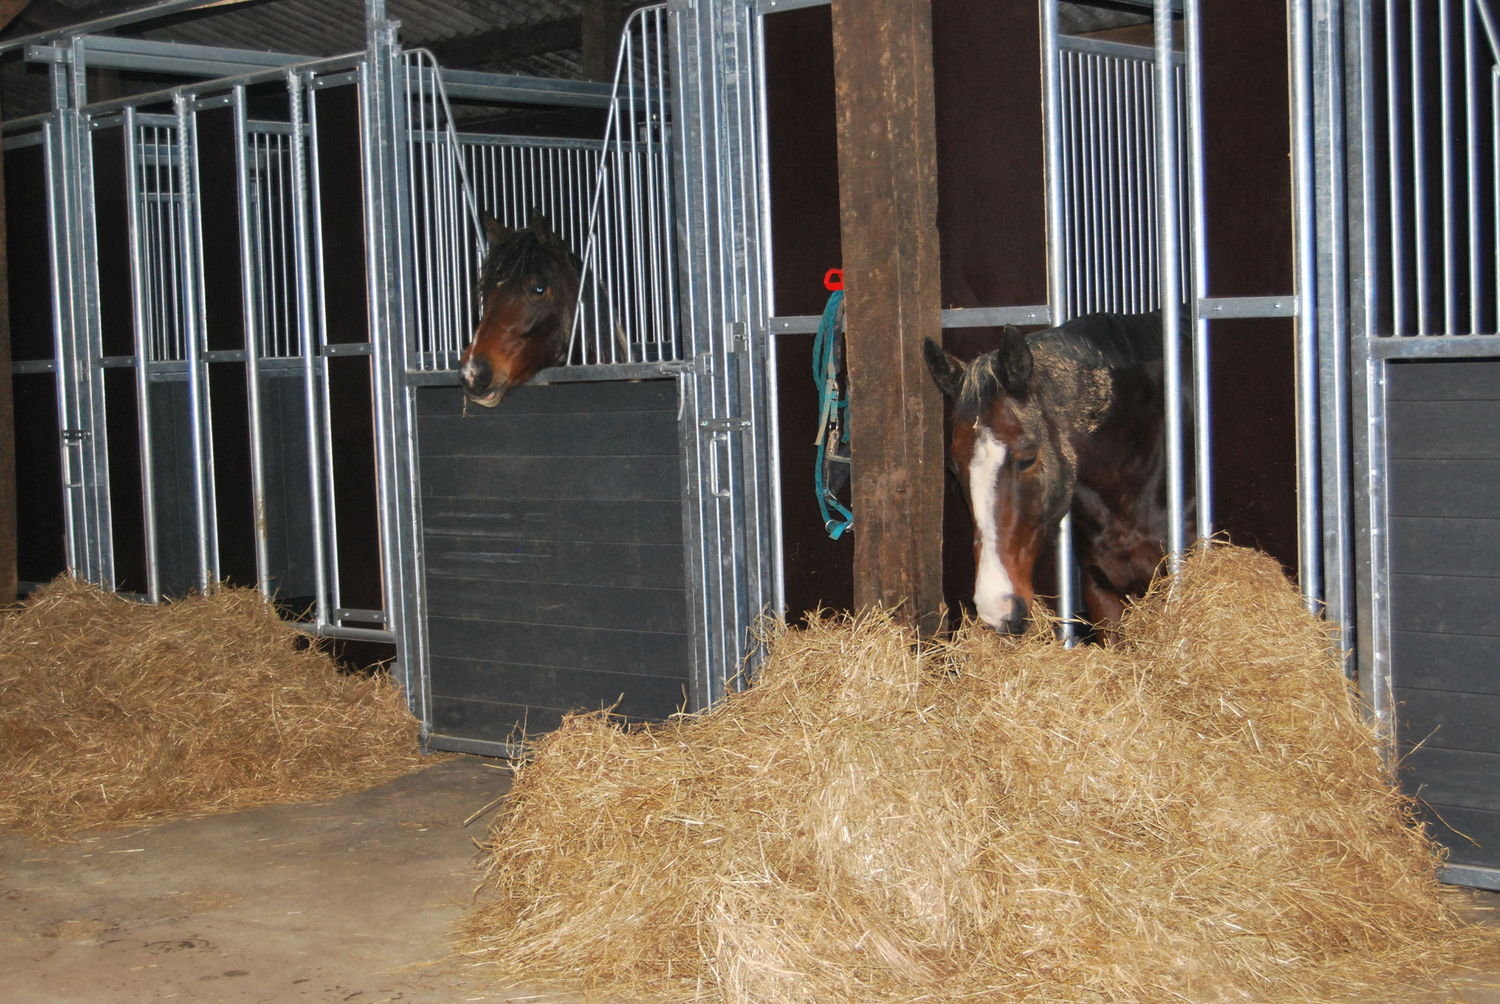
[379,7,777,755]
[1344,0,1500,891]
[4,25,392,654]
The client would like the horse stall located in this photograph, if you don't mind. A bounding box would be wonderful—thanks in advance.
[1,0,779,759]
[756,0,1500,894]
[6,0,1500,898]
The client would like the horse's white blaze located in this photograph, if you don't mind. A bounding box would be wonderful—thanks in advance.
[969,426,1018,627]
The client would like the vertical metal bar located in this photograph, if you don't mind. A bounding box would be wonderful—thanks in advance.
[361,1,429,723]
[122,109,163,602]
[305,81,345,622]
[1041,0,1077,635]
[1307,0,1355,638]
[286,70,332,630]
[1386,0,1406,334]
[1440,0,1457,332]
[1290,0,1323,608]
[1411,3,1430,335]
[1154,0,1186,565]
[1346,0,1392,728]
[232,87,273,595]
[1465,0,1482,333]
[752,3,786,620]
[1183,0,1211,538]
[175,92,217,589]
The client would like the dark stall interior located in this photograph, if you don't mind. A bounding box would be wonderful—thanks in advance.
[765,0,1299,625]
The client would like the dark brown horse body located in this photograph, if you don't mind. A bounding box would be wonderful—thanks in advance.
[459,213,580,407]
[924,311,1182,635]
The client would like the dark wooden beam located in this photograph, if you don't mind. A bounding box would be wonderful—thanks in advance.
[829,0,945,633]
[422,16,582,70]
[579,0,624,83]
[0,0,35,32]
[417,3,647,74]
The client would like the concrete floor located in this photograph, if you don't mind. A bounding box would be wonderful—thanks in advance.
[2,755,1498,1003]
[0,756,515,1002]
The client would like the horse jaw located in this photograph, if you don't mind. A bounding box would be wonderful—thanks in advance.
[466,388,506,408]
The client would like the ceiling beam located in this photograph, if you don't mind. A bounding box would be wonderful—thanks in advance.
[415,2,648,73]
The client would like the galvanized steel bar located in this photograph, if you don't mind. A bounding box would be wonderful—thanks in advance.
[1042,0,1079,635]
[1344,0,1390,725]
[1291,0,1326,609]
[285,69,333,630]
[1411,3,1430,335]
[360,2,429,718]
[1182,0,1211,538]
[304,82,348,625]
[174,91,217,589]
[121,107,163,602]
[232,86,275,596]
[1153,0,1187,565]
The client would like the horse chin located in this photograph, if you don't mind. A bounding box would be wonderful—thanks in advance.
[465,384,508,409]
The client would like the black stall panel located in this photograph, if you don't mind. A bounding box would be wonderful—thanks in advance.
[1388,358,1500,876]
[417,378,689,753]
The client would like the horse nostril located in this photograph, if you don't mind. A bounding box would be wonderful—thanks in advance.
[995,597,1029,635]
[1007,597,1030,634]
[461,356,493,394]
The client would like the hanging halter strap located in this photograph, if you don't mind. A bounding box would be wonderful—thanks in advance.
[813,273,852,540]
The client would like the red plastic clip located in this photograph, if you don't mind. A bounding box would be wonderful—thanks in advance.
[823,268,844,292]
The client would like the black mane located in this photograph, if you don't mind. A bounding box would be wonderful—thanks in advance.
[1030,310,1164,370]
[476,226,576,298]
[955,310,1163,417]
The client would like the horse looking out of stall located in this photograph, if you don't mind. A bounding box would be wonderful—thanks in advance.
[459,212,581,408]
[923,311,1187,637]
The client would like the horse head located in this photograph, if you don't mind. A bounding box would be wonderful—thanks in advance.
[924,328,1078,634]
[458,211,580,407]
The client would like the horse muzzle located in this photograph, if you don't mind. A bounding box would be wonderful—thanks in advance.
[460,357,509,408]
[978,595,1030,635]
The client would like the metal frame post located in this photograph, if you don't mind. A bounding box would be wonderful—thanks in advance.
[670,0,783,706]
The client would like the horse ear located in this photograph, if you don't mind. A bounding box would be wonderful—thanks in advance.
[528,209,556,240]
[923,338,964,400]
[481,210,509,248]
[996,325,1034,397]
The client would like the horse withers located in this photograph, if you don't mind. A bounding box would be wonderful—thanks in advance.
[458,212,580,408]
[924,311,1185,637]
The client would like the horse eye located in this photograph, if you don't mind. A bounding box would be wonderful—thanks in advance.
[529,282,548,298]
[1013,450,1038,473]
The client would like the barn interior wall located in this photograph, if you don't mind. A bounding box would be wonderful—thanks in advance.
[766,1,1301,625]
[1197,4,1298,569]
[4,142,64,587]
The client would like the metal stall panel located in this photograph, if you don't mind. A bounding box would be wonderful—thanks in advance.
[1345,0,1500,889]
[3,21,395,650]
[416,379,691,755]
[386,3,774,753]
[668,0,782,705]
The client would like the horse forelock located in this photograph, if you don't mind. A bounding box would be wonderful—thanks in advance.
[477,227,574,297]
[954,352,1008,423]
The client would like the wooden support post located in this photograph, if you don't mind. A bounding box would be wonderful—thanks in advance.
[580,0,624,83]
[830,0,945,633]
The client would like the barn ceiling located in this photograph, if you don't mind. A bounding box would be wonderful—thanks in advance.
[0,0,1155,121]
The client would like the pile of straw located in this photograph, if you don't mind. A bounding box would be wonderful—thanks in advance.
[459,545,1485,1002]
[0,577,429,842]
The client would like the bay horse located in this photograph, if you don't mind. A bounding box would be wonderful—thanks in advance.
[458,212,580,408]
[923,311,1186,636]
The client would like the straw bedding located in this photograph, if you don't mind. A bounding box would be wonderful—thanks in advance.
[459,544,1488,1002]
[0,577,429,842]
